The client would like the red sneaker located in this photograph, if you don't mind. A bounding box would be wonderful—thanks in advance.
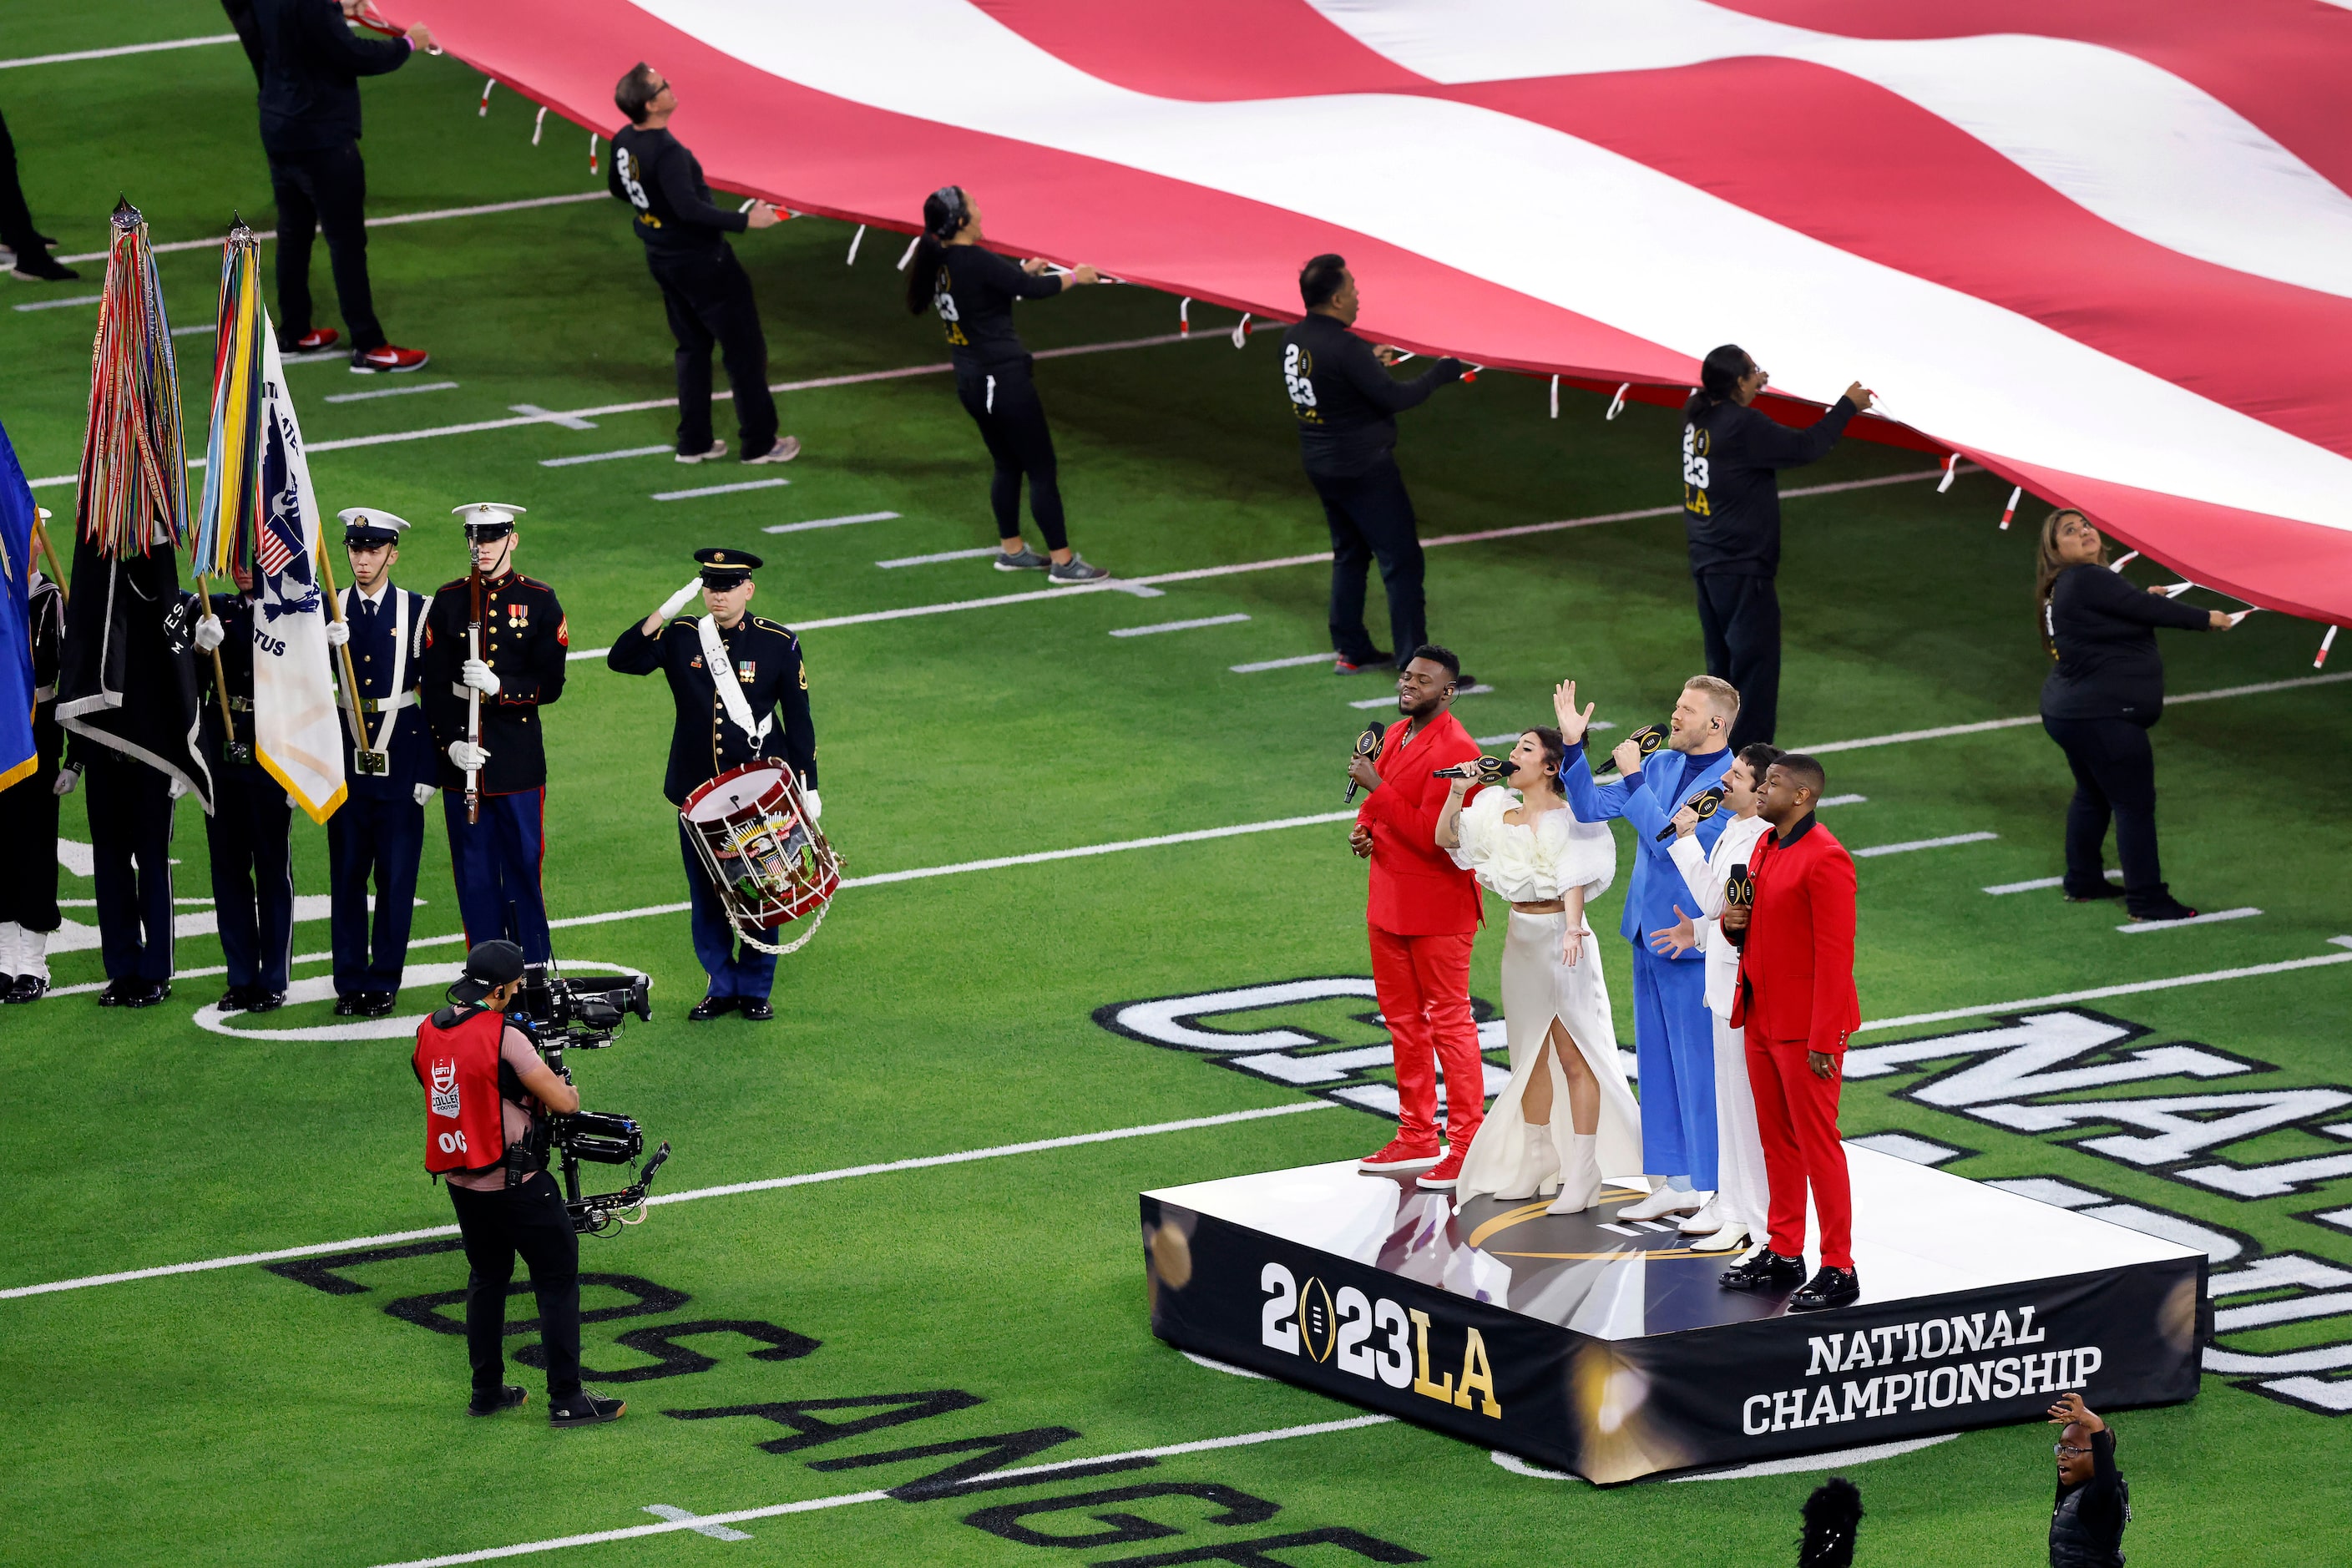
[1415,1147,1467,1190]
[291,327,341,352]
[1358,1137,1443,1174]
[350,344,431,373]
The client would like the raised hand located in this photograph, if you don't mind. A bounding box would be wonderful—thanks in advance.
[1551,680,1593,745]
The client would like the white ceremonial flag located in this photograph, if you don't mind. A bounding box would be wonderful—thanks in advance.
[249,326,346,822]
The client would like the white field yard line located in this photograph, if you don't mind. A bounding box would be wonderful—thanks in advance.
[0,1103,1337,1302]
[50,191,610,266]
[369,1414,1396,1568]
[1851,944,2352,1035]
[0,33,235,70]
[1797,671,2352,756]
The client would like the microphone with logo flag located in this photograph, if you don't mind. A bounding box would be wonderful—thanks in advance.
[1343,720,1383,803]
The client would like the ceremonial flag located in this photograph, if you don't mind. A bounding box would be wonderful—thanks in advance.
[193,222,266,583]
[248,330,346,822]
[0,417,37,794]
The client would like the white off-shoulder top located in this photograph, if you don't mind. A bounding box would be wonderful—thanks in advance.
[1445,789,1616,904]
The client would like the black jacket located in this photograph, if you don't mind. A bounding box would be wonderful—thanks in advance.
[609,127,747,257]
[420,571,569,794]
[196,591,271,787]
[2040,564,2211,724]
[926,245,1063,371]
[605,614,816,807]
[251,0,411,156]
[1681,397,1857,577]
[1280,313,1460,478]
[2048,1426,2127,1567]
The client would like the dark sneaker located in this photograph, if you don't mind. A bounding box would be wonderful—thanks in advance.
[1720,1248,1808,1292]
[468,1385,528,1417]
[741,435,800,465]
[350,344,430,373]
[740,998,774,1021]
[1333,652,1394,675]
[2130,898,2201,923]
[549,1392,626,1428]
[10,250,78,282]
[1045,554,1110,585]
[675,439,727,464]
[1789,1266,1861,1312]
[291,327,341,352]
[992,547,1049,572]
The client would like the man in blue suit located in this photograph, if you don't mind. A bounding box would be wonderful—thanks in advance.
[1555,675,1742,1218]
[323,508,434,1016]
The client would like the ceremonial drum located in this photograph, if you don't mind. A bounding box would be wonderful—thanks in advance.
[680,762,842,954]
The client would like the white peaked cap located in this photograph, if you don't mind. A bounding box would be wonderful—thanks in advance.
[452,501,529,529]
[337,507,412,534]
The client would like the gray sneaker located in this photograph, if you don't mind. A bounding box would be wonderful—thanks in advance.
[741,435,801,465]
[1046,554,1111,585]
[675,440,726,464]
[992,547,1049,572]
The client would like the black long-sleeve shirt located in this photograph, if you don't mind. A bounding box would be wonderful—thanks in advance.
[2048,1426,2127,1567]
[1281,313,1461,478]
[1681,397,1857,577]
[609,127,748,257]
[251,0,411,155]
[927,245,1064,372]
[2040,562,2212,723]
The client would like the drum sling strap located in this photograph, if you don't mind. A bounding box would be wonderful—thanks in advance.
[697,614,773,751]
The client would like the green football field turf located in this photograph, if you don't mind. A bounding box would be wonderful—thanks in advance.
[4,8,2349,1564]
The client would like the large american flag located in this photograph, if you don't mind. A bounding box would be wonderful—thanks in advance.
[387,0,2352,625]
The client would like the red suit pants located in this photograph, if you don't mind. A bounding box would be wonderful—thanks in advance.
[1746,1037,1853,1268]
[1368,927,1483,1148]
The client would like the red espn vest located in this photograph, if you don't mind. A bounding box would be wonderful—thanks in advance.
[414,1008,508,1174]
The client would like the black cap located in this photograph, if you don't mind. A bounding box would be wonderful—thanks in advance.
[449,939,526,1004]
[695,547,761,589]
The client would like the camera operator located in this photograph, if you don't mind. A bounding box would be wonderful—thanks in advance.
[412,940,625,1428]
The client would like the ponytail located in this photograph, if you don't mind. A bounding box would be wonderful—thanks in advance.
[903,185,970,315]
[1682,343,1752,418]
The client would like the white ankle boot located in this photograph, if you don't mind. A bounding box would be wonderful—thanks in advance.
[1545,1132,1603,1214]
[1619,1184,1704,1221]
[1495,1125,1562,1201]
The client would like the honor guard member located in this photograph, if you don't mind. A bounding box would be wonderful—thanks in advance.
[194,574,296,1013]
[422,503,569,964]
[0,519,67,1002]
[321,508,433,1016]
[606,548,815,1021]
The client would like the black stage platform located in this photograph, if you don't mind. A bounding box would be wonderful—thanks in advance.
[1142,1146,2206,1481]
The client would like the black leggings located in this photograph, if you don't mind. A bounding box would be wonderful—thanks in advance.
[448,1171,582,1401]
[2041,714,2172,913]
[1694,572,1781,750]
[955,361,1067,551]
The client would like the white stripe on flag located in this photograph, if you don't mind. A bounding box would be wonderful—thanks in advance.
[251,326,346,823]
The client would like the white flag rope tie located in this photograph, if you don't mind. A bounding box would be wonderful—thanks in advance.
[531,104,545,145]
[1606,382,1629,420]
[2000,485,2022,530]
[586,131,598,177]
[845,224,863,265]
[1549,374,1559,418]
[477,78,493,117]
[1230,312,1252,348]
[1938,451,1960,492]
[895,233,921,271]
[1179,296,1190,335]
[2319,626,2338,670]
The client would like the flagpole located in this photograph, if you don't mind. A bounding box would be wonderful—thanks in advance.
[193,572,240,761]
[465,564,483,824]
[32,513,66,606]
[311,544,368,765]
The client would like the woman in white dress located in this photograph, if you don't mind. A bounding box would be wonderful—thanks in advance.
[1435,728,1642,1212]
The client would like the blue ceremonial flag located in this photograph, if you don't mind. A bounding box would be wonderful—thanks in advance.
[0,416,37,792]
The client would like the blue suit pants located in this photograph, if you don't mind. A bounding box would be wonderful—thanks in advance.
[680,822,777,999]
[1630,943,1719,1188]
[330,792,424,994]
[444,788,550,964]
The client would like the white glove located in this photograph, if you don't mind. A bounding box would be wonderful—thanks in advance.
[168,776,190,802]
[412,782,437,807]
[53,766,79,797]
[658,577,704,621]
[461,658,501,696]
[194,615,226,652]
[448,740,491,771]
[325,619,350,648]
[802,787,822,822]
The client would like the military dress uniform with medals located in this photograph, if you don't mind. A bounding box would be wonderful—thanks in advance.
[421,503,568,964]
[604,548,815,1018]
[0,554,67,1002]
[198,585,297,1010]
[326,508,434,1015]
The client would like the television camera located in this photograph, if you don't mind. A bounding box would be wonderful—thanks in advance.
[512,961,671,1237]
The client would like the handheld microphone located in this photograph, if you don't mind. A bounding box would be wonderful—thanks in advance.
[1628,723,1668,759]
[1433,756,1510,784]
[1723,862,1754,948]
[1343,721,1384,803]
[1655,783,1727,842]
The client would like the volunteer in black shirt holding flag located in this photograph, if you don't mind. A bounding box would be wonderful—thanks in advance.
[1283,255,1464,675]
[610,63,799,468]
[904,185,1109,584]
[1681,345,1871,748]
[2036,507,2226,922]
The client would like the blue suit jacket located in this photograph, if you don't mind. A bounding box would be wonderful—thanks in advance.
[1560,741,1734,956]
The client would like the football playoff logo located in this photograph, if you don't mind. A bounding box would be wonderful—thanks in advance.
[429,1058,461,1119]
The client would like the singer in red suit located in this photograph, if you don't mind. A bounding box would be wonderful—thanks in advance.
[1720,752,1862,1312]
[1347,646,1488,1187]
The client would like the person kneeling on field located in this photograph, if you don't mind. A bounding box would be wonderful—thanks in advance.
[413,940,625,1427]
[2047,1392,2128,1567]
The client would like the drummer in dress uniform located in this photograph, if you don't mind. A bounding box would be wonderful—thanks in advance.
[606,547,816,1021]
[321,508,434,1016]
[421,503,569,964]
[193,571,296,1012]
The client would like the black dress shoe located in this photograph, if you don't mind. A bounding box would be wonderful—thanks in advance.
[468,1384,529,1417]
[97,979,128,1007]
[359,992,398,1017]
[123,980,170,1009]
[4,974,47,1004]
[688,994,740,1021]
[216,985,252,1012]
[1720,1249,1808,1292]
[333,994,361,1016]
[739,998,774,1021]
[245,990,287,1014]
[1789,1267,1861,1313]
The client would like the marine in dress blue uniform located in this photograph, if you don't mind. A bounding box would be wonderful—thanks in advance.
[195,582,297,1011]
[604,548,817,1020]
[324,508,433,1015]
[420,503,568,964]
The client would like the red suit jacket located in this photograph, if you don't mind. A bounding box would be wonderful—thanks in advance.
[1731,814,1860,1054]
[1358,711,1484,936]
